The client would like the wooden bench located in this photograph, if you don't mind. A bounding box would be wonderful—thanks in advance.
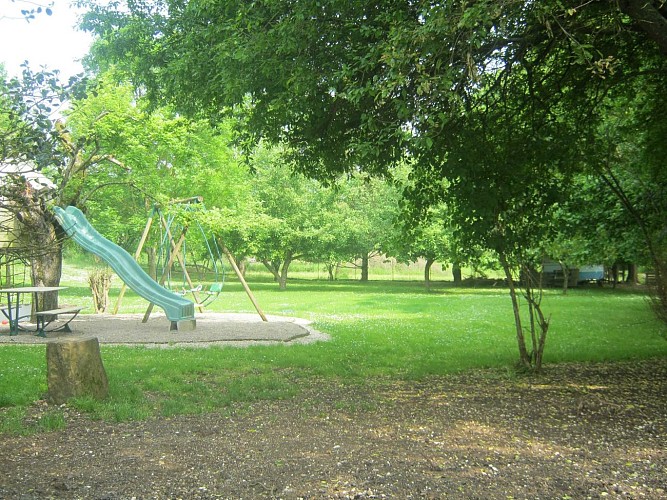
[34,306,83,337]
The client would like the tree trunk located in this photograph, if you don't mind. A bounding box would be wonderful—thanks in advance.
[611,262,619,288]
[620,0,667,56]
[533,303,549,370]
[558,261,570,295]
[521,265,550,371]
[88,269,112,313]
[30,245,62,314]
[452,264,462,284]
[262,260,281,283]
[18,201,63,314]
[278,254,293,290]
[262,254,292,289]
[237,258,247,277]
[499,254,531,369]
[424,258,434,289]
[360,254,369,282]
[47,337,109,404]
[626,263,639,284]
[326,263,335,281]
[278,269,288,289]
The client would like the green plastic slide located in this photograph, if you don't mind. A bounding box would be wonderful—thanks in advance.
[54,206,195,323]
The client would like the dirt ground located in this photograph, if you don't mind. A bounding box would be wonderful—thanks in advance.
[1,357,666,499]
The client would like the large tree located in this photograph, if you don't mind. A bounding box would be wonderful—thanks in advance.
[335,173,401,282]
[392,202,465,287]
[80,0,667,367]
[247,142,325,289]
[63,72,248,258]
[80,1,666,167]
[0,66,89,309]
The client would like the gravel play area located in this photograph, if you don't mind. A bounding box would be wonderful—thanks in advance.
[0,312,329,347]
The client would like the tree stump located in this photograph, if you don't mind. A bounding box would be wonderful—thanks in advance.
[46,337,109,404]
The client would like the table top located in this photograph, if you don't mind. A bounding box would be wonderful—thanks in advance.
[0,286,67,293]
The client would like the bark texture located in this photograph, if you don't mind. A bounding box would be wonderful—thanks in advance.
[620,0,667,56]
[46,337,109,405]
[89,269,112,313]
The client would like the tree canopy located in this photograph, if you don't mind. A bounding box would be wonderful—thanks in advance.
[80,0,666,174]
[79,0,667,276]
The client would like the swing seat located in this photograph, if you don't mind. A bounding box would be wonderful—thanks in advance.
[194,282,223,308]
[179,284,202,295]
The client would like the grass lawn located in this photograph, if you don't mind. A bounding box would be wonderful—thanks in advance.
[2,264,666,433]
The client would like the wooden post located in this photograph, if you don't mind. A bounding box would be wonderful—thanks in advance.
[113,211,155,314]
[220,243,268,322]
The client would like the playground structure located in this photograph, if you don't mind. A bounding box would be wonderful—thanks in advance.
[112,197,267,323]
[114,197,223,320]
[157,204,226,308]
[3,162,266,330]
[54,205,197,330]
[0,208,31,320]
[3,201,266,333]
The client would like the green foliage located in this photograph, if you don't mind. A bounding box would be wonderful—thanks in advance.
[549,174,649,270]
[65,1,667,364]
[0,66,85,166]
[79,1,667,256]
[335,173,402,262]
[241,142,324,286]
[60,71,253,264]
[80,1,666,174]
[209,144,404,287]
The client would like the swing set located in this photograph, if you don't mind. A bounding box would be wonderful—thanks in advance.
[113,196,267,322]
[157,204,225,307]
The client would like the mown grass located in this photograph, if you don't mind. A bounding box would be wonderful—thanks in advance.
[2,266,666,433]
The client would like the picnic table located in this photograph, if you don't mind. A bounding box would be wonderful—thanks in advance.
[0,286,82,337]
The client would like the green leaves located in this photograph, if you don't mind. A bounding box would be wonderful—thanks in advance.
[1,66,85,167]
